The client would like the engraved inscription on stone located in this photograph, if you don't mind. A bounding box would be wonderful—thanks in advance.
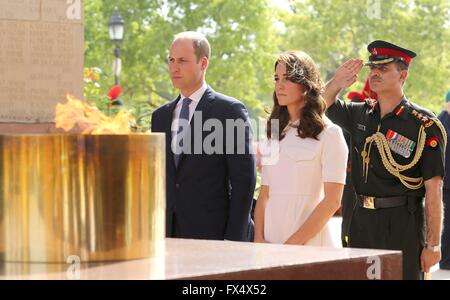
[0,0,84,123]
[0,0,40,21]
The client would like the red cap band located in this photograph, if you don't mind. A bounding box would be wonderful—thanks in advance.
[371,48,412,65]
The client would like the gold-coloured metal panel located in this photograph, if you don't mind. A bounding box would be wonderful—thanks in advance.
[0,133,165,262]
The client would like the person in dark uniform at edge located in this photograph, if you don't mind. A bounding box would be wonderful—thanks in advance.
[323,40,446,280]
[437,90,450,270]
[332,80,378,247]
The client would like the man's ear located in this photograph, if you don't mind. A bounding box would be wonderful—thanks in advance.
[201,57,209,71]
[400,70,408,83]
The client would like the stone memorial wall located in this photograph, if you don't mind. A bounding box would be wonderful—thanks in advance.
[0,0,83,131]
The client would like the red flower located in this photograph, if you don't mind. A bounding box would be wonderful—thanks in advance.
[107,85,122,101]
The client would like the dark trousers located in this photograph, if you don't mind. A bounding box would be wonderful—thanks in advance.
[171,212,254,242]
[341,185,357,247]
[441,189,450,269]
[172,213,181,238]
[348,197,424,280]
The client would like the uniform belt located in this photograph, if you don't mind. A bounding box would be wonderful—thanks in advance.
[357,195,408,209]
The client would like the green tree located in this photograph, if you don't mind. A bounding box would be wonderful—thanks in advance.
[84,0,278,123]
[84,0,449,116]
[279,0,450,113]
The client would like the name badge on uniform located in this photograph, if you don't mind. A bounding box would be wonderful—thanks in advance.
[385,129,416,158]
[357,124,366,131]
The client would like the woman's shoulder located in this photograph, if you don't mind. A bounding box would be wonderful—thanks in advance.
[321,116,344,137]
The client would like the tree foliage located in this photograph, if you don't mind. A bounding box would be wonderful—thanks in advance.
[280,0,450,113]
[84,0,450,117]
[84,0,277,122]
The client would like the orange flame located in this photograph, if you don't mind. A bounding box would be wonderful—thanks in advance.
[55,95,135,134]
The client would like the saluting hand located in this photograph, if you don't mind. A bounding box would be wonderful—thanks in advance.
[332,59,364,89]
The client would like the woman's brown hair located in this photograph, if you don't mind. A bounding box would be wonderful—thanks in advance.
[267,51,326,140]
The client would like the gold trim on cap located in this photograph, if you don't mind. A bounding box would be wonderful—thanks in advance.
[365,58,395,66]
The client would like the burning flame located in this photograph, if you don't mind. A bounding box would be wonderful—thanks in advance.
[55,95,135,134]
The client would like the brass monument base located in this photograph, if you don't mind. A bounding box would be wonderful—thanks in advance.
[0,133,165,263]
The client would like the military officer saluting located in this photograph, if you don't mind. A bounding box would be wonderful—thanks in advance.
[324,40,446,280]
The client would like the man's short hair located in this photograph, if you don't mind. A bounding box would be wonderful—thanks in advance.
[173,31,211,62]
[395,60,409,71]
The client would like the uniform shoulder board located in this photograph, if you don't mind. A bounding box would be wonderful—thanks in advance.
[408,102,447,149]
[410,109,435,128]
[408,102,435,128]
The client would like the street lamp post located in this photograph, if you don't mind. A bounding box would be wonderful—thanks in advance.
[108,8,125,87]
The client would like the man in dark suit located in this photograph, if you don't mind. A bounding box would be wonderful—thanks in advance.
[151,31,256,241]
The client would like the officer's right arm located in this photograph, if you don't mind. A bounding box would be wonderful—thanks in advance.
[326,99,356,135]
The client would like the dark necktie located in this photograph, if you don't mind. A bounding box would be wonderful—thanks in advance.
[174,98,192,168]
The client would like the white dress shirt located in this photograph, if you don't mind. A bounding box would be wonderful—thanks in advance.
[171,82,208,138]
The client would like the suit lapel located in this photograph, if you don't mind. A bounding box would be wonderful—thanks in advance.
[166,96,180,171]
[192,87,215,118]
[176,87,216,170]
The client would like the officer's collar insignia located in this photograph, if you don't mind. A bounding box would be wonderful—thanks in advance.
[426,137,439,149]
[394,105,405,117]
[411,109,434,127]
[385,129,416,158]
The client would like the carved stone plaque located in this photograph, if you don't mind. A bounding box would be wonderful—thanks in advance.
[0,0,83,123]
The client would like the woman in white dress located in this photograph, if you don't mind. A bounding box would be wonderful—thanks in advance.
[254,51,348,247]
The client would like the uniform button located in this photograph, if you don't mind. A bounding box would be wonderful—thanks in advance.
[175,183,180,188]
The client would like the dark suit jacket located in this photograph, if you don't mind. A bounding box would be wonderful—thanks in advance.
[151,87,256,241]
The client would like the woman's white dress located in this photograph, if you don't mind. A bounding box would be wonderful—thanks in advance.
[261,117,348,247]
